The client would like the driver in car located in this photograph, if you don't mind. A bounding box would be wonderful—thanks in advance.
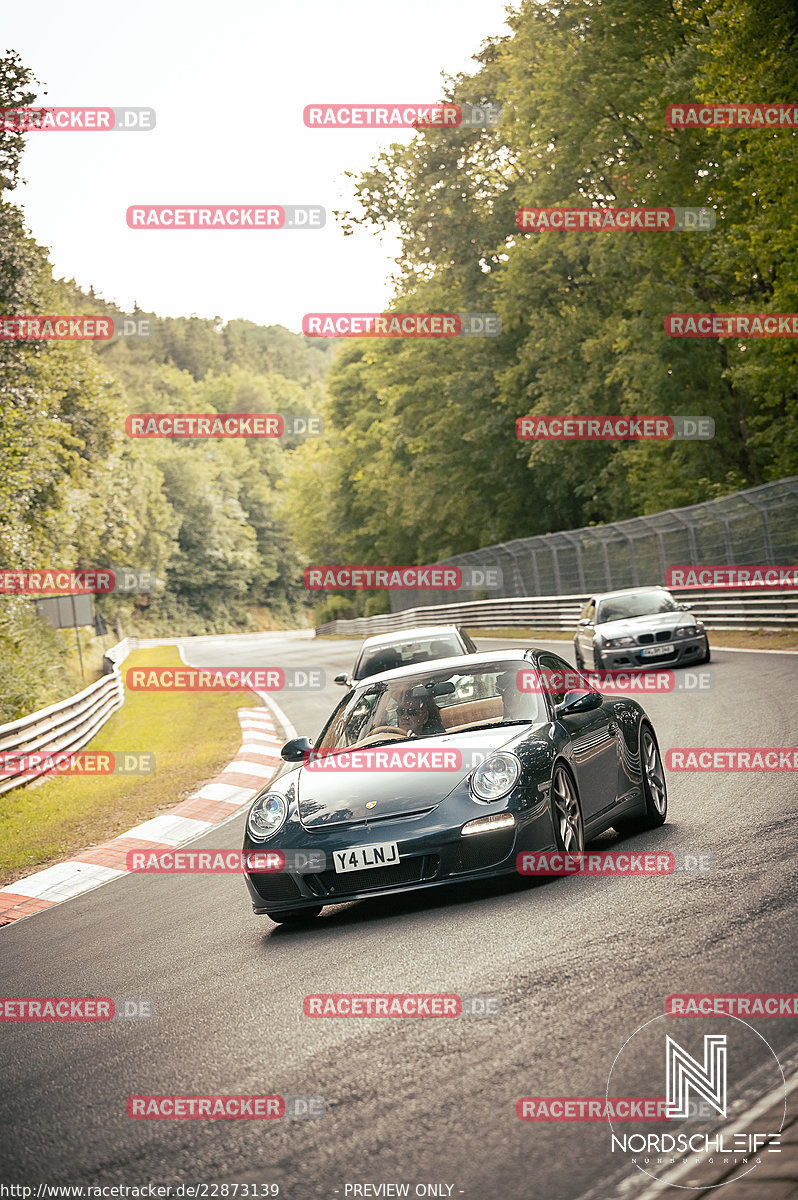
[394,689,446,737]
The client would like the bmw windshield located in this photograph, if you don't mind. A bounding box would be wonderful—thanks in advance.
[596,590,680,623]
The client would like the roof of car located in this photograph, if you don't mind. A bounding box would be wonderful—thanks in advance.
[359,625,460,649]
[591,586,672,601]
[352,647,541,688]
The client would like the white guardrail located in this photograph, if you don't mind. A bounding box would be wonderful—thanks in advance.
[315,589,798,637]
[0,637,137,797]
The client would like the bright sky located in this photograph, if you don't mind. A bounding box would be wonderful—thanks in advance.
[4,0,513,332]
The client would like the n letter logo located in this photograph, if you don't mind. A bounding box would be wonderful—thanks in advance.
[666,1034,727,1119]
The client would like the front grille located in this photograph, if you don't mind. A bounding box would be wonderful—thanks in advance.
[635,647,677,663]
[636,630,672,645]
[452,828,515,873]
[249,872,303,904]
[312,855,438,896]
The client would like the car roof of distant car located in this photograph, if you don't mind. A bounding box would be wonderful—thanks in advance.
[359,624,461,649]
[351,647,538,688]
[592,586,673,602]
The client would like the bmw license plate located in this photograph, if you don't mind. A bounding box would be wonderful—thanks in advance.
[333,842,400,873]
[640,643,674,657]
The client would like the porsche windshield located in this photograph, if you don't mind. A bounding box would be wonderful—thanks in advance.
[596,590,679,623]
[316,662,545,752]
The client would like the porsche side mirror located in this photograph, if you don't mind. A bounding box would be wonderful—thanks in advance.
[334,674,350,686]
[555,690,603,717]
[281,736,313,761]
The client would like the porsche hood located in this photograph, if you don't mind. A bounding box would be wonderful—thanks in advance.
[296,727,527,829]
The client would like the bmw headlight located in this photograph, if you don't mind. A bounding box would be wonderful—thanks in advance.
[470,753,521,802]
[604,635,635,648]
[247,791,288,841]
[675,625,698,637]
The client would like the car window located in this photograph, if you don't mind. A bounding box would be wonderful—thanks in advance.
[356,635,463,678]
[596,590,678,624]
[315,662,544,751]
[537,652,595,708]
[580,599,596,622]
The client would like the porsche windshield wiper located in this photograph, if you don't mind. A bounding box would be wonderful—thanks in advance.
[449,719,529,734]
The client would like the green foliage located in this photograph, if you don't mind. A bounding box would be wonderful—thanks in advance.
[291,0,798,565]
[0,47,332,716]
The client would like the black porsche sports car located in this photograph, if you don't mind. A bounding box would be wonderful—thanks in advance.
[242,648,667,923]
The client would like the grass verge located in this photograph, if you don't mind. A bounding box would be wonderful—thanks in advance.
[317,625,798,650]
[468,626,798,651]
[0,646,257,887]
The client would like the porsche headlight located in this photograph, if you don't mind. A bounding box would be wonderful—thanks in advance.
[470,753,520,802]
[604,635,635,648]
[247,791,288,841]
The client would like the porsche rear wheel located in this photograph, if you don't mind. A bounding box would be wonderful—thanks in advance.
[617,724,668,832]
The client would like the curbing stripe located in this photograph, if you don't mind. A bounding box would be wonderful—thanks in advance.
[0,701,286,927]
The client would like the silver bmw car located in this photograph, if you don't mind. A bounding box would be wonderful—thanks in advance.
[573,586,710,671]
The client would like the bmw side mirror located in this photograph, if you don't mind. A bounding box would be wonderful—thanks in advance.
[281,736,313,761]
[334,674,349,686]
[577,618,592,627]
[555,690,603,717]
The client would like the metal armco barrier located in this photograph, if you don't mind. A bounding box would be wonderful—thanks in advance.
[0,640,133,797]
[389,476,798,611]
[102,635,138,673]
[315,589,798,638]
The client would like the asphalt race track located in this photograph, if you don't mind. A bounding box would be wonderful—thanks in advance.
[2,633,797,1199]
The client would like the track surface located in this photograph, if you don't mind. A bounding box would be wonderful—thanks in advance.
[1,633,797,1198]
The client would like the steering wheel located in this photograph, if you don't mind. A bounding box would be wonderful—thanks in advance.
[352,725,408,746]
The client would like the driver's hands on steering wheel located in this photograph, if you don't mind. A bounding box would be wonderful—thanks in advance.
[351,724,408,748]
